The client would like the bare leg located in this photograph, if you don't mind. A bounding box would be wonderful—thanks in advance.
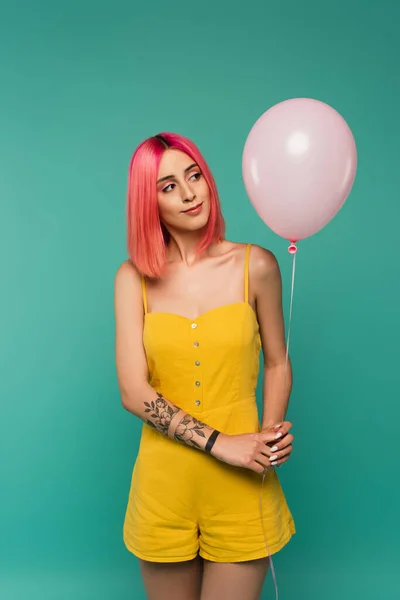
[200,558,269,600]
[139,556,203,600]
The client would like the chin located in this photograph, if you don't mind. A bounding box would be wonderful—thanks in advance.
[164,205,211,234]
[178,205,211,232]
[189,212,210,231]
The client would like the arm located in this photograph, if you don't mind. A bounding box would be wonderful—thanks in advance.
[114,260,281,472]
[251,246,292,428]
[114,260,217,451]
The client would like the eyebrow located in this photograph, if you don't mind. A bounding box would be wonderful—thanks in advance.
[156,163,198,184]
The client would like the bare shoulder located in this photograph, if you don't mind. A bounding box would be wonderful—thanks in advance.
[114,259,141,290]
[248,244,280,283]
[114,259,144,315]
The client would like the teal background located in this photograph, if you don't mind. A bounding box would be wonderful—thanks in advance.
[1,0,399,598]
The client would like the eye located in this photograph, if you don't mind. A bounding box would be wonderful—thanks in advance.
[189,172,201,181]
[162,183,175,193]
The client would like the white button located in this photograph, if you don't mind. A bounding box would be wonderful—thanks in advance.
[191,323,197,329]
[195,381,201,387]
[195,400,201,406]
[194,341,199,347]
[195,360,200,366]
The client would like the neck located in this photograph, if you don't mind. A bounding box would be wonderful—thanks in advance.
[166,229,211,266]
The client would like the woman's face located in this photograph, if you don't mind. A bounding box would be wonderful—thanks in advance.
[156,149,211,234]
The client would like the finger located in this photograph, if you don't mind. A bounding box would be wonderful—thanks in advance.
[269,444,293,466]
[255,452,272,469]
[257,442,274,458]
[262,423,292,444]
[259,430,286,445]
[277,421,292,436]
[258,443,290,461]
[259,447,273,459]
[268,420,292,430]
[271,453,291,468]
[243,453,270,473]
[268,434,294,453]
[250,460,267,475]
[261,421,291,433]
[274,444,293,460]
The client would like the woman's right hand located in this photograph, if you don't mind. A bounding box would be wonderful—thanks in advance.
[210,430,285,474]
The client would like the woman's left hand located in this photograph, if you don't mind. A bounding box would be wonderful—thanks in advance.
[262,421,294,467]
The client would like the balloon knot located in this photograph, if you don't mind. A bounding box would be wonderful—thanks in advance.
[288,242,297,254]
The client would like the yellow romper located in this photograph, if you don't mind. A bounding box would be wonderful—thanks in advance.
[123,244,295,563]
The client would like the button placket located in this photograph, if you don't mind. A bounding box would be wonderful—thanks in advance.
[190,321,203,410]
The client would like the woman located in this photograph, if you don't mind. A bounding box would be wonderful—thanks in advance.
[114,132,295,600]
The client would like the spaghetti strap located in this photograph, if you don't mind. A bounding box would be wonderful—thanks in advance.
[141,276,148,314]
[244,244,252,304]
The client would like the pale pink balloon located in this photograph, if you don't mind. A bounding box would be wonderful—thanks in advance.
[242,98,357,242]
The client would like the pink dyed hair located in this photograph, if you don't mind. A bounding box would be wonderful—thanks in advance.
[126,132,225,279]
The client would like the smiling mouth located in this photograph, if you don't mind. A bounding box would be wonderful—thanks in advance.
[182,202,203,213]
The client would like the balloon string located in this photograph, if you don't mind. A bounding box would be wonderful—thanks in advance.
[260,248,297,600]
[285,250,296,376]
[260,474,279,599]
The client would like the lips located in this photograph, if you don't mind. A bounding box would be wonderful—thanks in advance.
[182,202,203,214]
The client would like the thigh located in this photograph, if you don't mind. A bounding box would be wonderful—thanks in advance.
[200,558,269,600]
[140,557,203,600]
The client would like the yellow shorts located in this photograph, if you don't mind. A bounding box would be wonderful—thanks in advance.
[123,428,295,563]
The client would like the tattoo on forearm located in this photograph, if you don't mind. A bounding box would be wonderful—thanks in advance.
[144,393,179,435]
[144,393,211,449]
[174,416,209,449]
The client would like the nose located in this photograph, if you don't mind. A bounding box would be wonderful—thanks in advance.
[181,182,196,204]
